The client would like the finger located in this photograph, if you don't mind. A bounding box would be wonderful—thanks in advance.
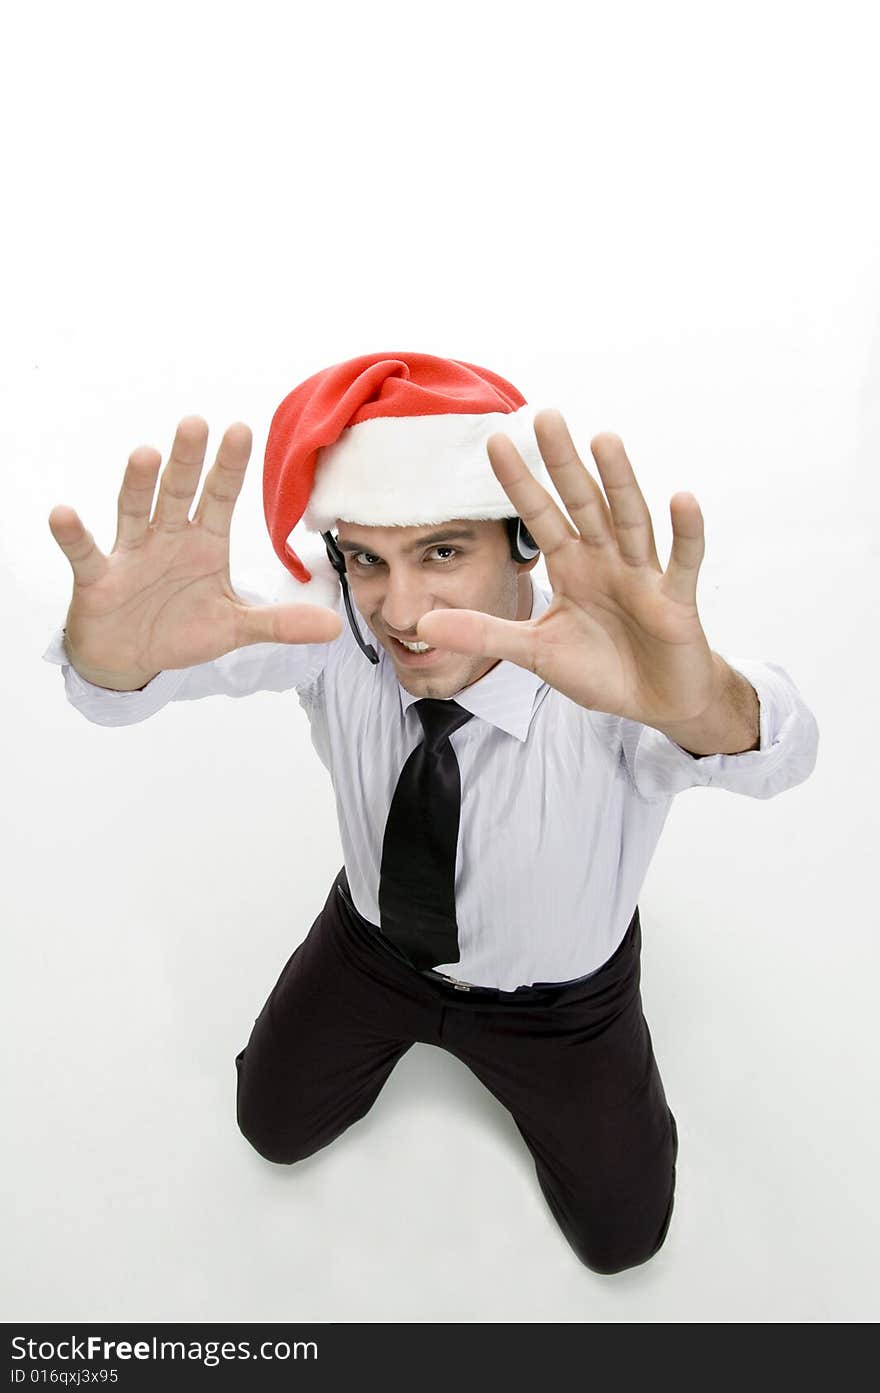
[661,493,705,607]
[234,601,344,650]
[485,428,581,564]
[152,416,210,532]
[114,446,162,550]
[588,432,662,568]
[47,504,108,587]
[532,409,616,550]
[193,421,253,540]
[416,608,537,670]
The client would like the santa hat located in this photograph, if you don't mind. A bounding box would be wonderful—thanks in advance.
[263,351,555,607]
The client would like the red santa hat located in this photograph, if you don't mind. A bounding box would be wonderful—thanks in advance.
[263,350,554,607]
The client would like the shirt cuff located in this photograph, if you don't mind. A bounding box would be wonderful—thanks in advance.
[42,627,188,726]
[629,656,819,800]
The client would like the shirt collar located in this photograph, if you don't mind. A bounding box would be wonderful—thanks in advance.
[394,572,550,742]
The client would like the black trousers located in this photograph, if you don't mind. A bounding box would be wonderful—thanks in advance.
[235,867,679,1275]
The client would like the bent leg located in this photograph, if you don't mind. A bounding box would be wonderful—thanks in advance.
[441,915,679,1273]
[235,875,414,1165]
[520,1007,679,1275]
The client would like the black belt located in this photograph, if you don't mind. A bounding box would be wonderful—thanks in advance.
[335,874,602,1004]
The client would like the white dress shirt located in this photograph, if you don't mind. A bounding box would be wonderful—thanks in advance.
[41,572,820,990]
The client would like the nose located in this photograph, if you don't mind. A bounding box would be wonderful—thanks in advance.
[378,568,433,637]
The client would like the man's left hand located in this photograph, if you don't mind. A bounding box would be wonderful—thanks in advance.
[416,410,722,728]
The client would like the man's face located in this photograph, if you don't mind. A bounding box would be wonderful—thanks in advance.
[334,517,538,698]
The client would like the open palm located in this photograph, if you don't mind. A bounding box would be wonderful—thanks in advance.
[416,410,720,728]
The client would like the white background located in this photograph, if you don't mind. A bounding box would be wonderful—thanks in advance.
[4,0,878,1323]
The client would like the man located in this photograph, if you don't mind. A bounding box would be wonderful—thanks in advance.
[43,351,819,1274]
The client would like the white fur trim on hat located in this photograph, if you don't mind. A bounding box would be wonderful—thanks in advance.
[297,401,558,535]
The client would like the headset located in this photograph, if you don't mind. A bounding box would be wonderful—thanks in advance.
[320,518,540,664]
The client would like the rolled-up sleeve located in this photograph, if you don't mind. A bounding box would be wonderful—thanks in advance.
[622,656,820,801]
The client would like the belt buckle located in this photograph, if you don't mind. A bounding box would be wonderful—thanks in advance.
[436,972,471,992]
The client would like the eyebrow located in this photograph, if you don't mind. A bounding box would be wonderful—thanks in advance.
[335,527,480,554]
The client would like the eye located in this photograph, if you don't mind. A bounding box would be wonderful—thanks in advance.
[351,546,458,568]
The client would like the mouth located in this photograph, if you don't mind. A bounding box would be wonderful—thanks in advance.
[388,635,448,667]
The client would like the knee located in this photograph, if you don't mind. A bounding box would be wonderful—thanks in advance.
[234,1050,367,1166]
[237,1124,317,1166]
[576,1209,674,1275]
[570,1183,677,1275]
[235,1089,325,1166]
[234,1050,319,1166]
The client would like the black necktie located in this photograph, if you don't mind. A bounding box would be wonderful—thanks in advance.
[378,697,475,972]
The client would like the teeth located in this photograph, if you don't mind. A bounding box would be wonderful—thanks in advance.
[399,639,434,652]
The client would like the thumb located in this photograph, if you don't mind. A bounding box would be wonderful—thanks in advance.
[237,602,344,649]
[416,609,534,666]
[48,505,107,586]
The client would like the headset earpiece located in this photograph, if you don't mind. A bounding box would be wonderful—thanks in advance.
[506,516,540,563]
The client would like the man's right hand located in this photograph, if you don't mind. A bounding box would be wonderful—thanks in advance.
[47,416,343,690]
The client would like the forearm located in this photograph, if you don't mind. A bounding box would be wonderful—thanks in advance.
[649,652,761,758]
